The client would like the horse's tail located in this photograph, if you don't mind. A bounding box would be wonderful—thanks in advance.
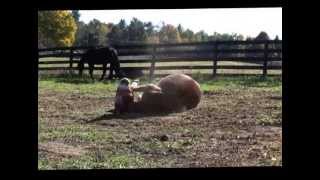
[110,48,123,78]
[111,48,118,61]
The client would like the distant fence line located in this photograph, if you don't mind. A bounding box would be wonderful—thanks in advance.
[38,40,282,77]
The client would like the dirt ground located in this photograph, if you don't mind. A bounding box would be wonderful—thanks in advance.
[38,85,282,168]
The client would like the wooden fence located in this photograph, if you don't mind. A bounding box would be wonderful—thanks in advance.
[38,40,282,77]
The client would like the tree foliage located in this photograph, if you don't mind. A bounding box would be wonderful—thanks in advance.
[71,10,80,22]
[127,18,147,42]
[38,11,77,47]
[39,13,280,48]
[158,24,181,43]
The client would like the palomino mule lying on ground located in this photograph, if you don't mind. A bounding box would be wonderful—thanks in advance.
[114,74,202,114]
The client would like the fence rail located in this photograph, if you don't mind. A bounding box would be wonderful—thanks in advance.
[38,40,282,77]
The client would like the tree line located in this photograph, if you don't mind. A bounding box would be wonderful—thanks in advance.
[38,10,281,48]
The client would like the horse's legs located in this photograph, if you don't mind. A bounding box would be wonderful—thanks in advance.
[89,64,94,80]
[78,62,84,76]
[108,62,114,79]
[113,59,122,78]
[100,63,107,81]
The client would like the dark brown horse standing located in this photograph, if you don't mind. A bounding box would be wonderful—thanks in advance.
[78,47,123,80]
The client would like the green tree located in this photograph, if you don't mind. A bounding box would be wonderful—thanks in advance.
[177,24,183,36]
[38,10,77,47]
[146,34,160,44]
[107,20,131,44]
[74,21,89,46]
[255,31,270,41]
[159,24,181,43]
[194,30,209,42]
[87,19,109,46]
[118,19,129,42]
[255,31,270,50]
[182,29,194,42]
[244,31,271,58]
[127,18,147,42]
[107,25,122,44]
[178,25,191,42]
[74,19,110,46]
[143,21,158,43]
[144,22,154,37]
[38,30,46,48]
[71,10,80,22]
[272,35,281,57]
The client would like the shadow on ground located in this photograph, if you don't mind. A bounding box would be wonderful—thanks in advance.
[86,110,171,123]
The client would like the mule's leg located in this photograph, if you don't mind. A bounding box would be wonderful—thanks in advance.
[100,63,107,81]
[89,64,94,80]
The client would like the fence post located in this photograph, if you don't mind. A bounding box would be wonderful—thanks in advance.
[149,45,156,82]
[69,47,74,72]
[213,42,218,77]
[263,42,269,77]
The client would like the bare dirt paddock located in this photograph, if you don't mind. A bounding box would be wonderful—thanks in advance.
[38,74,282,169]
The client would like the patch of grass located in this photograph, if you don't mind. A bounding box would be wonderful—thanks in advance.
[257,158,281,166]
[257,146,282,166]
[256,114,281,126]
[38,76,117,95]
[38,158,53,170]
[135,135,195,157]
[39,152,152,169]
[191,74,282,92]
[57,156,97,169]
[39,124,113,144]
[106,154,148,168]
[39,73,281,95]
[38,72,282,169]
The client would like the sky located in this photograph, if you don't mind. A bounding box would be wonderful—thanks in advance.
[79,8,282,39]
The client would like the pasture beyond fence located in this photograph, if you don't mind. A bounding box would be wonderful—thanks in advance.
[38,40,282,78]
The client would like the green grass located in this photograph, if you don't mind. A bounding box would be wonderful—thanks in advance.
[39,152,151,169]
[39,72,282,94]
[39,124,113,143]
[38,73,282,169]
[192,73,282,92]
[39,58,281,76]
[39,73,117,95]
[256,114,282,126]
[38,123,156,169]
[38,72,282,169]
